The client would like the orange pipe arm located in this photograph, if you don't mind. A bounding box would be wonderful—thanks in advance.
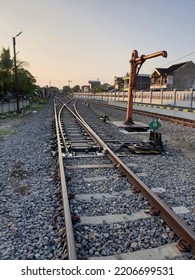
[135,50,167,64]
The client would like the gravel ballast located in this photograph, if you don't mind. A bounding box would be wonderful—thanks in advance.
[75,100,195,232]
[0,99,194,260]
[0,102,66,260]
[60,99,194,259]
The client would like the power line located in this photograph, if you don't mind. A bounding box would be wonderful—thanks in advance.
[159,51,195,68]
[144,51,195,74]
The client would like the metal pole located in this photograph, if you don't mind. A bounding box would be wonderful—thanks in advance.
[190,88,193,108]
[161,89,164,105]
[141,90,143,103]
[125,50,138,123]
[173,89,177,106]
[12,31,22,112]
[125,50,167,124]
[13,37,19,112]
[150,90,153,103]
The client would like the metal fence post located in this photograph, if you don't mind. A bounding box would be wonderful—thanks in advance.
[141,90,143,103]
[150,90,153,104]
[161,89,164,105]
[173,89,177,106]
[190,88,193,108]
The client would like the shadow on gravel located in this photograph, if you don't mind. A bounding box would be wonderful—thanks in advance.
[10,161,33,195]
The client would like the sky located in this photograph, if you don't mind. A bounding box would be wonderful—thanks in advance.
[0,0,195,88]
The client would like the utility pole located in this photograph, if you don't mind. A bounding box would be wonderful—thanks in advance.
[68,80,72,87]
[125,50,167,124]
[68,80,72,95]
[13,31,22,112]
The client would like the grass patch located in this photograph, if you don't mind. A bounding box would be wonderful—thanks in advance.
[26,98,49,112]
[0,128,15,137]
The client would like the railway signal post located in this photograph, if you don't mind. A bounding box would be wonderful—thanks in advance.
[125,50,167,124]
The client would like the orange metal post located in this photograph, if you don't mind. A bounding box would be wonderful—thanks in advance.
[125,50,167,124]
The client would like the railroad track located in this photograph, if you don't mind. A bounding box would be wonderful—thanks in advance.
[84,100,195,128]
[54,97,195,260]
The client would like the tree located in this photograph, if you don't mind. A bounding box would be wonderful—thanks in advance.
[62,85,72,94]
[17,68,36,96]
[72,85,80,92]
[0,48,13,95]
[93,86,102,93]
[0,47,37,99]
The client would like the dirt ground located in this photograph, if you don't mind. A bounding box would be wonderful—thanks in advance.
[0,117,26,137]
[0,110,37,137]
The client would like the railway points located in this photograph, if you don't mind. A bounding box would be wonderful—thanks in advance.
[0,97,194,261]
[54,97,195,260]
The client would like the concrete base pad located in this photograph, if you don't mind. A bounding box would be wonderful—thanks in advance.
[111,121,149,130]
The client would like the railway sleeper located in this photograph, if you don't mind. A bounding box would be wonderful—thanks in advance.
[144,206,194,255]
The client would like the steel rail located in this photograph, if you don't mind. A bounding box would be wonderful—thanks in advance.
[86,100,195,128]
[53,100,77,260]
[58,103,69,154]
[71,99,195,254]
[132,109,195,128]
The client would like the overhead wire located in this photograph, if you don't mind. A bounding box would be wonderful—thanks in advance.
[159,51,195,68]
[144,51,195,73]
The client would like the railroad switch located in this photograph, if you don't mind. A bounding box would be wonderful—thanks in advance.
[149,131,165,153]
[127,143,161,154]
[123,131,164,154]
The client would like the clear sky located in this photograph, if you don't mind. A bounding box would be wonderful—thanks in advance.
[0,0,195,88]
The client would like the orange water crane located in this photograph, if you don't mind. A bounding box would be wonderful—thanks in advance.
[125,50,167,124]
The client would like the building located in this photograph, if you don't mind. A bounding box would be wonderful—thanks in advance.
[136,74,151,91]
[101,83,113,91]
[115,74,150,92]
[88,80,101,92]
[81,85,90,93]
[150,61,195,91]
[114,77,124,91]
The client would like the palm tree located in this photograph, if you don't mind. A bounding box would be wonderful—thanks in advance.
[0,48,13,96]
[0,47,36,99]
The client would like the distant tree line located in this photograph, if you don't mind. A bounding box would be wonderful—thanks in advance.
[0,47,36,100]
[62,85,80,93]
[62,84,113,94]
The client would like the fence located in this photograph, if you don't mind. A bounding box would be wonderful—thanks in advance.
[0,99,30,114]
[74,89,195,108]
